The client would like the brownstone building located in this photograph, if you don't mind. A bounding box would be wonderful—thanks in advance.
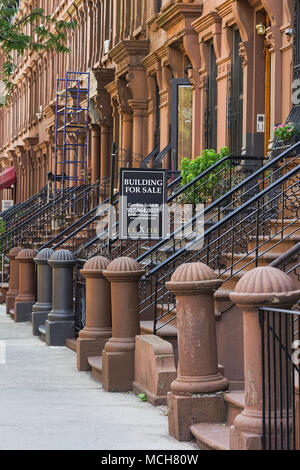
[0,0,296,204]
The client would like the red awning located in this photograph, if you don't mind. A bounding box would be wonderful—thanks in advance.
[0,167,16,190]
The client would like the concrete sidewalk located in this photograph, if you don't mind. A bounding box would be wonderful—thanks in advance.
[0,307,197,451]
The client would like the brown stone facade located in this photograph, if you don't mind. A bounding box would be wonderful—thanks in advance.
[0,0,295,204]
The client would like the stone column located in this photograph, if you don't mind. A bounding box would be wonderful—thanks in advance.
[6,246,23,315]
[166,262,229,442]
[77,256,111,371]
[91,124,101,183]
[14,249,36,323]
[102,257,145,392]
[32,248,54,336]
[46,250,77,346]
[230,267,300,450]
[100,125,111,179]
[130,101,148,167]
[119,109,133,168]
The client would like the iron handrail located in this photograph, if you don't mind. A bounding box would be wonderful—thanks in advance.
[145,161,299,277]
[0,181,96,244]
[38,176,113,250]
[137,142,300,265]
[0,179,103,253]
[270,242,300,269]
[44,173,182,254]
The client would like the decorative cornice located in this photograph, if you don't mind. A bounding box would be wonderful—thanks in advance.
[142,52,161,71]
[23,137,39,149]
[109,40,149,66]
[192,11,222,34]
[216,0,234,18]
[157,3,203,33]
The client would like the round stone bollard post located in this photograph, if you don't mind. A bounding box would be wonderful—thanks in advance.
[46,250,77,346]
[6,246,23,316]
[14,249,36,323]
[102,257,145,392]
[229,267,300,450]
[77,256,111,371]
[166,262,229,442]
[32,248,54,336]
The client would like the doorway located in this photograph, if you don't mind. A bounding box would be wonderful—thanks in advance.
[170,78,193,171]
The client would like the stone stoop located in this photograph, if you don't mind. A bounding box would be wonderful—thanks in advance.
[224,391,245,426]
[190,423,230,451]
[140,320,178,366]
[38,324,46,342]
[65,337,77,352]
[88,356,103,383]
[190,391,245,450]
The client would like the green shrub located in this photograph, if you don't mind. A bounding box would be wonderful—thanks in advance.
[180,147,230,204]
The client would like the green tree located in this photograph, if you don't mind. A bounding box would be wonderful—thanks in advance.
[0,0,76,98]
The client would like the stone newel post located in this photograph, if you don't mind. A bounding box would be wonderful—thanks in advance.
[166,262,229,442]
[230,266,300,450]
[102,257,145,392]
[14,249,36,322]
[6,246,23,315]
[32,248,54,336]
[77,256,111,371]
[46,250,77,346]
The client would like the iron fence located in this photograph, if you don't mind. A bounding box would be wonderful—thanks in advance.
[260,307,300,450]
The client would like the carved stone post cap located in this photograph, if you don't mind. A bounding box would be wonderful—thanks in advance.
[230,267,300,307]
[81,256,110,278]
[34,248,54,265]
[103,257,145,282]
[166,262,222,294]
[8,246,23,260]
[48,249,77,268]
[16,248,36,262]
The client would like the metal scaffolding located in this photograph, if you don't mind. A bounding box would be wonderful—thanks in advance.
[54,71,90,194]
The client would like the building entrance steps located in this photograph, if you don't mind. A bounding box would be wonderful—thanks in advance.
[0,306,197,450]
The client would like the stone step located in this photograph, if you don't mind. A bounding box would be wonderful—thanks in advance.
[224,391,245,426]
[140,320,178,338]
[226,252,281,271]
[88,356,103,384]
[247,235,300,253]
[156,304,177,327]
[190,423,230,451]
[65,338,77,352]
[218,272,245,292]
[38,324,46,343]
[270,219,300,236]
[9,308,14,320]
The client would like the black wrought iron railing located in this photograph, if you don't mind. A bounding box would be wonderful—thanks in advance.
[137,142,299,333]
[260,306,300,450]
[77,155,263,263]
[270,242,300,284]
[0,188,48,230]
[71,155,264,333]
[0,177,108,256]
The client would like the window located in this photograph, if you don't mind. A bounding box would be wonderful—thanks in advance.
[205,41,218,150]
[228,28,243,155]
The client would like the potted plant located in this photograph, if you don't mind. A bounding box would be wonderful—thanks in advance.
[274,122,298,142]
[272,122,299,156]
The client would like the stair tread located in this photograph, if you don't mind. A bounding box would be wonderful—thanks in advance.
[38,325,46,335]
[88,355,103,372]
[140,320,178,337]
[224,391,245,410]
[190,423,230,451]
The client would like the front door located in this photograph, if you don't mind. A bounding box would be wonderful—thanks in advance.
[170,78,193,171]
